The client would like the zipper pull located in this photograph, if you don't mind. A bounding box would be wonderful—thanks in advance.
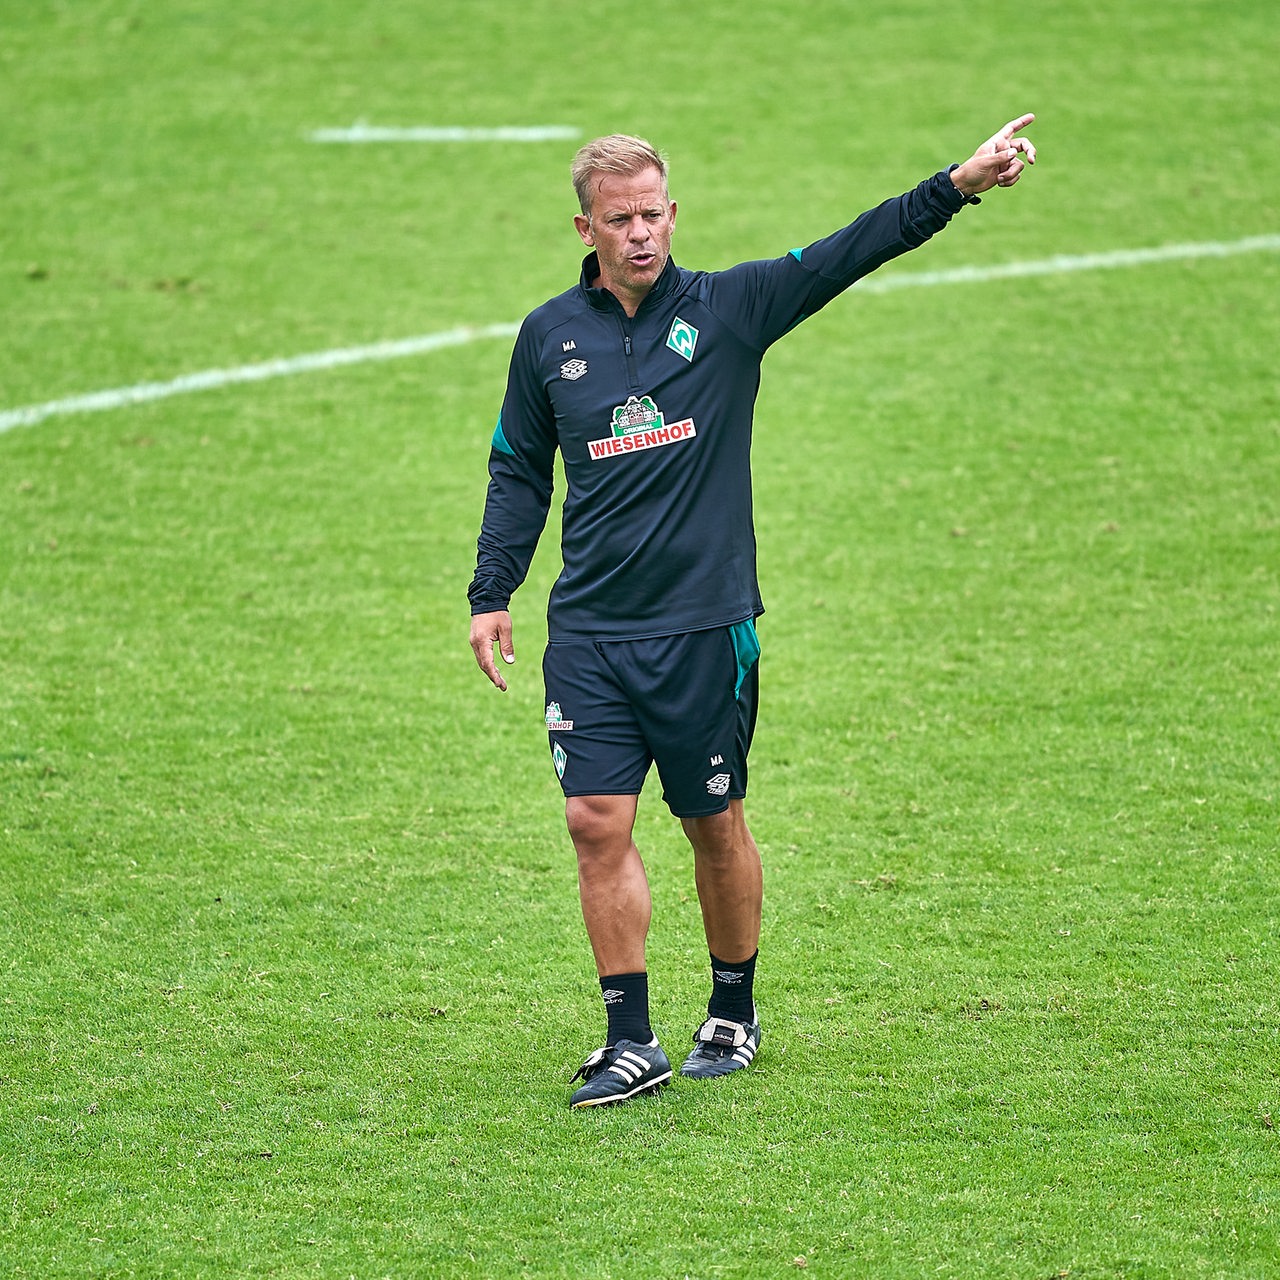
[624,335,633,357]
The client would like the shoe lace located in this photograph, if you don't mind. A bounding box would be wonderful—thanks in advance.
[569,1045,613,1084]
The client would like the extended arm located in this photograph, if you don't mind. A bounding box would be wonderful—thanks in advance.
[709,112,1039,348]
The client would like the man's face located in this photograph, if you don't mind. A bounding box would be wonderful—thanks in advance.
[574,167,676,313]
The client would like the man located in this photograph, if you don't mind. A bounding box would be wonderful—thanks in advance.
[469,117,1037,1108]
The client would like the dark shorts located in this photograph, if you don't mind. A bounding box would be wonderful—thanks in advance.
[542,620,760,818]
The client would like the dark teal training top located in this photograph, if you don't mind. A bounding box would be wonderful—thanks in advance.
[469,168,968,642]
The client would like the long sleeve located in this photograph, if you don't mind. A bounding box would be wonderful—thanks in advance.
[705,169,966,352]
[468,317,558,614]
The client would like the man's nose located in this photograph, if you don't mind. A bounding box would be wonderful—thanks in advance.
[628,217,650,240]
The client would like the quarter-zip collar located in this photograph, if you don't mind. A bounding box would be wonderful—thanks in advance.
[577,252,682,314]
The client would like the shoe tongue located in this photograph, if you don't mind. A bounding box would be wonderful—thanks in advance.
[704,1017,745,1047]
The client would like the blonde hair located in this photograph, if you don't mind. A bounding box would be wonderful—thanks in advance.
[571,134,668,215]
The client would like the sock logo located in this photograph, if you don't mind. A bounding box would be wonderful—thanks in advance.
[601,988,625,1004]
[713,969,743,984]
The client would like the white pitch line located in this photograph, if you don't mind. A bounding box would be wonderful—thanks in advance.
[309,125,581,143]
[0,324,519,434]
[3,234,1278,436]
[857,232,1280,293]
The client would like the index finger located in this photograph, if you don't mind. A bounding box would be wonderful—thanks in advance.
[469,612,514,692]
[474,643,507,691]
[998,113,1036,140]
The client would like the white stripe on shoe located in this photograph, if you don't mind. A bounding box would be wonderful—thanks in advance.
[609,1053,647,1083]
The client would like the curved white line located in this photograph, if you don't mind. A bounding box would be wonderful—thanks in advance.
[858,233,1280,293]
[0,324,519,433]
[3,235,1277,436]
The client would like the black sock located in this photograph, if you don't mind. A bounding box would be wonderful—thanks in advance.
[600,972,653,1046]
[708,950,757,1022]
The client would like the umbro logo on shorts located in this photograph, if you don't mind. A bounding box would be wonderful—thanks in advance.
[706,772,731,796]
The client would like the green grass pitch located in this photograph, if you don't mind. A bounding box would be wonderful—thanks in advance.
[2,2,1277,1276]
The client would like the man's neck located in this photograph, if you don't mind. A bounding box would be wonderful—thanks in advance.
[589,274,646,318]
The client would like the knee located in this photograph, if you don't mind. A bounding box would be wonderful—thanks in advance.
[684,806,756,868]
[684,809,738,863]
[565,796,632,857]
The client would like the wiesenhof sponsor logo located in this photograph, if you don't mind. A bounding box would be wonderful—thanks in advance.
[588,418,696,460]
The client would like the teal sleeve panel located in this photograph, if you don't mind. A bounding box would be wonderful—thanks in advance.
[490,414,515,457]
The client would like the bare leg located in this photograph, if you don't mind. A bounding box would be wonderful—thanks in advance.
[680,798,762,964]
[565,794,649,977]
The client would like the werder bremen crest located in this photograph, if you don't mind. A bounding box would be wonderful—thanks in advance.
[666,317,699,362]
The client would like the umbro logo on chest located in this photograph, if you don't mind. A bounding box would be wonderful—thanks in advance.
[559,338,588,380]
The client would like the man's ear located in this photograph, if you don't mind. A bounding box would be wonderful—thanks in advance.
[574,214,594,247]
